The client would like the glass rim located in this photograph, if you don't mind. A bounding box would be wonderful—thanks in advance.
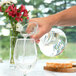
[20,21,38,36]
[24,21,38,27]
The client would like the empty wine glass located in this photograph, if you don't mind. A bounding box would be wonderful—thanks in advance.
[14,38,37,76]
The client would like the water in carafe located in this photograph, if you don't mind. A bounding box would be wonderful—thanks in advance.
[38,28,67,57]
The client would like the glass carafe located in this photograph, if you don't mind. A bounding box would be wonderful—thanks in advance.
[38,28,67,57]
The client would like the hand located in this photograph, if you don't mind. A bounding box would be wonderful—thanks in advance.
[26,15,58,42]
[26,6,76,43]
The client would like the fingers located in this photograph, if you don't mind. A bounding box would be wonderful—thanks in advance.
[26,25,31,33]
[31,29,46,40]
[26,22,37,33]
[30,36,40,43]
[27,18,47,40]
[35,39,40,43]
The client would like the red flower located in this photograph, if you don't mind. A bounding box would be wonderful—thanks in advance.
[15,17,23,22]
[5,5,14,13]
[9,12,15,17]
[11,6,17,14]
[20,18,23,21]
[0,6,2,12]
[12,4,14,7]
[8,11,12,16]
[5,7,10,12]
[24,9,28,13]
[15,17,20,22]
[12,15,15,17]
[9,4,14,9]
[21,5,25,12]
[4,4,28,22]
[23,13,28,17]
[17,8,19,11]
[27,16,29,19]
[6,4,17,18]
[23,10,28,17]
[17,12,22,17]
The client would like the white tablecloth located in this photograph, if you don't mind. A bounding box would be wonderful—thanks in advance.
[0,59,76,76]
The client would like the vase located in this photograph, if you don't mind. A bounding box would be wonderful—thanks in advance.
[10,36,17,64]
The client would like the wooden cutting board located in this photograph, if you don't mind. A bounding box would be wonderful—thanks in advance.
[44,66,76,73]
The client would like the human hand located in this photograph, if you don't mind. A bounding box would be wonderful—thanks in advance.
[26,15,58,42]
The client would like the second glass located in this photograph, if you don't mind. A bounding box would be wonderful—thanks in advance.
[14,38,37,76]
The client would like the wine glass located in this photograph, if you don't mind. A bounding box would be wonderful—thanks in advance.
[20,22,38,38]
[14,38,37,76]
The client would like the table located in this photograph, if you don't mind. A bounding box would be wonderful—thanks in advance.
[0,59,76,76]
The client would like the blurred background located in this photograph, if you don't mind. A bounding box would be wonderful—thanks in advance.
[0,0,76,60]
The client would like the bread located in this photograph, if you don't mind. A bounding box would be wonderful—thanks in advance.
[44,66,76,73]
[46,62,72,68]
[44,62,76,72]
[70,61,76,67]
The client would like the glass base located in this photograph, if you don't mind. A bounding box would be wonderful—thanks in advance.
[9,63,16,70]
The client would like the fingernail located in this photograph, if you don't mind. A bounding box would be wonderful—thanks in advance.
[35,39,40,43]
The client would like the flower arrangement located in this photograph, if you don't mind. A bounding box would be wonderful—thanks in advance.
[0,0,29,64]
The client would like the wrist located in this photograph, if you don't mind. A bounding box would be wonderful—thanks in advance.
[46,14,62,26]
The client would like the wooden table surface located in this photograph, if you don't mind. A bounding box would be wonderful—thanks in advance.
[0,59,76,76]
